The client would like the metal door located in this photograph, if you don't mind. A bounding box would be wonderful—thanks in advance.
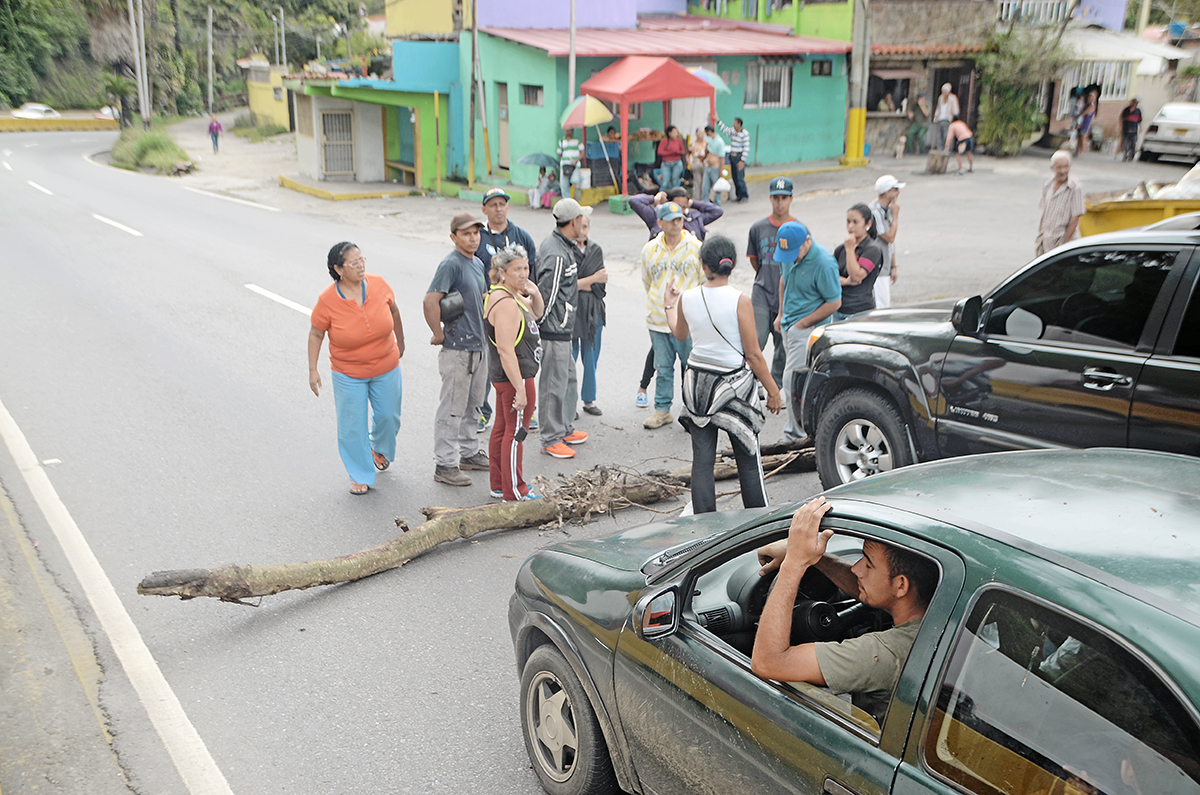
[320,110,354,176]
[497,82,509,170]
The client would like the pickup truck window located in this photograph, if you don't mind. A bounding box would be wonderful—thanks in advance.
[924,589,1200,795]
[985,249,1176,349]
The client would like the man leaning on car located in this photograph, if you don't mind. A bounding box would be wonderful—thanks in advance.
[751,497,938,722]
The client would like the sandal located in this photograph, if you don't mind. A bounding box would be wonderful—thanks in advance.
[372,450,390,471]
[350,482,369,495]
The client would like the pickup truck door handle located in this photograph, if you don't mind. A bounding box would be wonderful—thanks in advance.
[1082,367,1133,391]
[824,777,860,795]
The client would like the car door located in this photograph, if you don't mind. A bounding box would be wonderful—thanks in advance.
[1130,257,1200,455]
[935,245,1186,457]
[610,522,964,795]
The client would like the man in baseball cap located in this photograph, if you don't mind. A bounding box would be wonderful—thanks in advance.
[450,211,485,233]
[551,197,593,223]
[745,176,797,389]
[870,176,903,308]
[656,201,684,222]
[774,220,841,446]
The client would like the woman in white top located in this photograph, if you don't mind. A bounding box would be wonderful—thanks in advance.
[664,235,782,513]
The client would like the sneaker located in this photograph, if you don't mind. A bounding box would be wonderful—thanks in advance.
[459,452,490,471]
[563,430,589,445]
[528,413,539,431]
[505,491,543,503]
[635,391,649,408]
[956,168,965,175]
[542,442,576,459]
[643,409,674,429]
[434,465,471,486]
[490,488,503,499]
[476,414,489,433]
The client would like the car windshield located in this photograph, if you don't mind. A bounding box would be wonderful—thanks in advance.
[1156,105,1200,123]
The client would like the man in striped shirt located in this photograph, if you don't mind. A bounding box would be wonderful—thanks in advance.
[719,117,750,203]
[1036,150,1084,257]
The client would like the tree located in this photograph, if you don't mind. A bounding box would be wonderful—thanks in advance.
[975,23,1074,156]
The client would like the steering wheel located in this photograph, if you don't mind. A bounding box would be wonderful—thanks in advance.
[1059,292,1105,328]
[790,599,883,645]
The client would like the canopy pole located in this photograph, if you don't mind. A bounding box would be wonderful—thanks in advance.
[593,124,618,190]
[620,102,629,195]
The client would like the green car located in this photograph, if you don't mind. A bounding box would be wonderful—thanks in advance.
[508,449,1200,795]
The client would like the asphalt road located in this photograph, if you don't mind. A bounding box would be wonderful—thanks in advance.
[0,128,1190,794]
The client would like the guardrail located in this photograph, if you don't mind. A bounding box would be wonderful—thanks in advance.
[0,118,120,133]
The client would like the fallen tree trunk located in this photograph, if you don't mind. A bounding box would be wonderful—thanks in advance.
[138,450,813,604]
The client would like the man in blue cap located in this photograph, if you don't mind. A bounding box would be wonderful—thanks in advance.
[747,177,797,389]
[773,220,840,445]
[475,186,538,431]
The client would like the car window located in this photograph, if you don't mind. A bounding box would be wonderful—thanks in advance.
[1157,105,1200,124]
[924,589,1200,795]
[1174,283,1200,358]
[985,249,1175,349]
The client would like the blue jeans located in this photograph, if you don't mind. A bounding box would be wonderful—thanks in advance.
[649,330,691,412]
[728,153,748,200]
[659,160,683,190]
[702,166,722,205]
[572,324,603,404]
[331,366,402,486]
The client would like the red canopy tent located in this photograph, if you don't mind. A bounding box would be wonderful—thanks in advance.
[579,56,717,196]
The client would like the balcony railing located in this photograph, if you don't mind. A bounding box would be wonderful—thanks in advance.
[997,0,1072,24]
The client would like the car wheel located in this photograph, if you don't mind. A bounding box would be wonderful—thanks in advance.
[520,645,618,795]
[1139,149,1159,162]
[815,388,914,489]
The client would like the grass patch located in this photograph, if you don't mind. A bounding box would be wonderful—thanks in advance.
[232,122,290,142]
[110,126,190,174]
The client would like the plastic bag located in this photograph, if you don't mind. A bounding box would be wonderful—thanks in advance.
[713,176,732,193]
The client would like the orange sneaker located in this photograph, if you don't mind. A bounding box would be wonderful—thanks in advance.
[563,430,589,445]
[542,442,576,459]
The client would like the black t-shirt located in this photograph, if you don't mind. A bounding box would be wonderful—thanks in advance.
[833,237,885,315]
[1120,106,1142,137]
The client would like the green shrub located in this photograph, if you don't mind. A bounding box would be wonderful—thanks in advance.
[232,112,255,128]
[231,121,289,142]
[110,127,190,173]
[175,80,204,116]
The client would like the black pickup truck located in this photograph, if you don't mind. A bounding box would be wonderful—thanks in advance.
[794,229,1200,488]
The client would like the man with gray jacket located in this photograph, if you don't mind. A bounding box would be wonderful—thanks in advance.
[536,199,591,459]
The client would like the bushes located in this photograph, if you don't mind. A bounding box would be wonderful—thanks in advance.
[975,26,1071,156]
[110,126,190,173]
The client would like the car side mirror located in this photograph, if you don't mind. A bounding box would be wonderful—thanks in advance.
[634,587,679,640]
[951,295,983,337]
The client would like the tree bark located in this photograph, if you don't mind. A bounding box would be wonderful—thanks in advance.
[137,451,813,604]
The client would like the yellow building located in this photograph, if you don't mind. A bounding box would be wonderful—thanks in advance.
[386,0,459,37]
[243,56,293,130]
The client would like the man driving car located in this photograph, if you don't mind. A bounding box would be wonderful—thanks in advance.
[751,497,938,722]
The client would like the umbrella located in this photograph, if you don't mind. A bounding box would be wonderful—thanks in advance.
[559,94,614,129]
[517,152,559,170]
[688,66,731,95]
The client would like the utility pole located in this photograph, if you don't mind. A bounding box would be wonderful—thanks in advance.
[316,35,321,61]
[472,0,491,175]
[126,0,149,123]
[271,15,278,65]
[279,5,287,69]
[207,6,214,113]
[568,0,576,102]
[841,0,870,166]
[137,0,150,127]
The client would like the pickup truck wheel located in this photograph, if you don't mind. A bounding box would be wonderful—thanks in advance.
[816,389,913,489]
[1138,149,1158,162]
[520,645,618,795]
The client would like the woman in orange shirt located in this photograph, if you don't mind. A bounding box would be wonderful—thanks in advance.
[308,242,405,495]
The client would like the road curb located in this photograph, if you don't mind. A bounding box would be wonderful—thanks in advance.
[745,163,867,183]
[277,175,412,201]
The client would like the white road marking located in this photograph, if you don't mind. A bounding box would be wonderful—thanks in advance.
[244,283,311,315]
[93,214,143,237]
[183,186,279,213]
[0,398,234,795]
[24,142,38,147]
[3,161,11,171]
[3,149,11,156]
[28,180,53,195]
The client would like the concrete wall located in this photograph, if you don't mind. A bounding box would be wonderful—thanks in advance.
[477,0,637,28]
[392,40,459,93]
[247,65,291,129]
[294,88,386,183]
[388,0,456,37]
[870,0,994,46]
[355,101,386,182]
[637,0,687,12]
[685,0,853,41]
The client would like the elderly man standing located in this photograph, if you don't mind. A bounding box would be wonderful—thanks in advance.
[424,212,491,487]
[641,201,704,430]
[1036,150,1084,257]
[536,198,590,459]
[870,175,904,309]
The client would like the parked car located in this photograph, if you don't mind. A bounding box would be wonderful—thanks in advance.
[1140,101,1200,162]
[508,449,1200,795]
[10,102,61,119]
[794,229,1200,489]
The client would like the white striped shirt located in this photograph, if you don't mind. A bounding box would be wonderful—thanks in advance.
[718,120,750,158]
[1036,176,1084,255]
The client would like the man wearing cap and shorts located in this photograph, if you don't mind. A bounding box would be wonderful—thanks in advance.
[641,201,704,430]
[536,198,590,459]
[870,175,903,309]
[476,186,538,431]
[424,212,491,486]
[747,177,797,389]
[774,221,841,444]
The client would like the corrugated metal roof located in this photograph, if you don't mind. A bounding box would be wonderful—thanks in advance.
[483,17,851,57]
[871,43,985,55]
